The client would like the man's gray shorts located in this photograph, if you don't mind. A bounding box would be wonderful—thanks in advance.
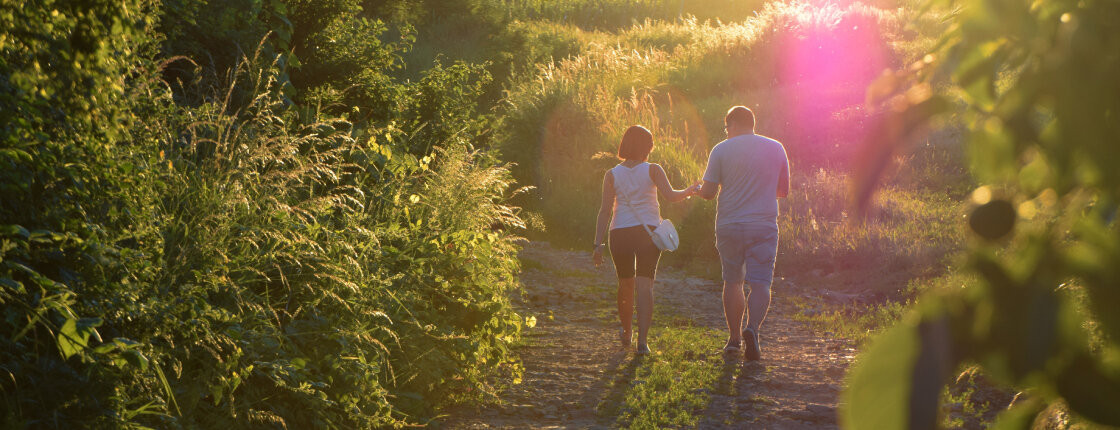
[715,223,779,286]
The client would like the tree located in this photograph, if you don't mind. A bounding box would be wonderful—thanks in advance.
[844,0,1120,427]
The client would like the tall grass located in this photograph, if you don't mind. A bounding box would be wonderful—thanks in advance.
[156,56,529,425]
[481,0,770,30]
[497,0,968,290]
[2,33,527,428]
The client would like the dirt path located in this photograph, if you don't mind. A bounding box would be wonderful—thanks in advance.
[443,241,857,429]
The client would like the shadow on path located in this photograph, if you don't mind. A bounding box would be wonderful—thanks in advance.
[592,352,647,424]
[699,354,769,428]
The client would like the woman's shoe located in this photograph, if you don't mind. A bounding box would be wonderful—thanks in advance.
[636,344,651,355]
[619,328,632,348]
[723,339,741,353]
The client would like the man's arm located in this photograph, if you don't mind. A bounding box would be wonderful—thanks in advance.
[700,147,720,200]
[776,148,790,198]
[699,180,719,200]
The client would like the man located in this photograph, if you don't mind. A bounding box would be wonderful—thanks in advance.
[698,106,790,361]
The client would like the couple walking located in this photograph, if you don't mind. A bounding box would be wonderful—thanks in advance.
[591,106,790,359]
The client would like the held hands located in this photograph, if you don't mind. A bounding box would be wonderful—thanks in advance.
[685,180,703,198]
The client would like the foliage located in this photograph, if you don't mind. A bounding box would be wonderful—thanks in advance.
[792,296,911,346]
[158,0,295,99]
[843,0,1120,427]
[493,1,962,292]
[1,0,525,427]
[2,0,165,423]
[478,0,770,31]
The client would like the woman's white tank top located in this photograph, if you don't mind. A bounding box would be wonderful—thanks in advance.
[609,162,661,230]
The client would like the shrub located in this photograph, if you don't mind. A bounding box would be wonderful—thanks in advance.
[844,0,1120,426]
[1,0,526,427]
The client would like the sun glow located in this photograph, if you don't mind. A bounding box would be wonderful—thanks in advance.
[772,2,893,164]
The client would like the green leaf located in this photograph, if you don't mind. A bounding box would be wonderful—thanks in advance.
[953,41,1005,111]
[0,225,30,240]
[1056,353,1120,426]
[122,349,149,371]
[29,230,67,244]
[57,319,86,359]
[77,317,103,343]
[211,383,224,406]
[988,396,1043,430]
[0,278,24,294]
[843,311,955,430]
[153,363,181,416]
[842,320,921,429]
[0,148,33,163]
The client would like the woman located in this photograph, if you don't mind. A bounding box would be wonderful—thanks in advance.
[592,125,699,355]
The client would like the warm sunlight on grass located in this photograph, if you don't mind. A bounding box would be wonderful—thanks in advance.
[598,321,724,429]
[505,0,912,235]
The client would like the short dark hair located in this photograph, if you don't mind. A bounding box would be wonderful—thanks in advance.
[617,125,654,160]
[725,106,756,131]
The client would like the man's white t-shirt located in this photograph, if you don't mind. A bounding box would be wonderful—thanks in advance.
[702,133,789,227]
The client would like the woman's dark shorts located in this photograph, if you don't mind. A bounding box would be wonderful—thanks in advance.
[609,225,661,279]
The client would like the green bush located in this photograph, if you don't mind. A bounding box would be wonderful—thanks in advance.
[1,0,526,427]
[843,0,1120,427]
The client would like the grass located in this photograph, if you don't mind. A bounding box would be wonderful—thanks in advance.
[789,296,910,346]
[597,320,726,429]
[496,0,970,295]
[788,269,977,347]
[480,0,770,31]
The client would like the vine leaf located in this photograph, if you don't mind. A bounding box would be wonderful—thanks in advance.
[1056,353,1120,426]
[842,311,956,430]
[57,318,102,360]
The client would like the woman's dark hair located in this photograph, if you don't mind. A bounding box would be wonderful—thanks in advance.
[617,125,654,160]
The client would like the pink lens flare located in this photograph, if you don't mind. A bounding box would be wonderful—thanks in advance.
[771,3,893,165]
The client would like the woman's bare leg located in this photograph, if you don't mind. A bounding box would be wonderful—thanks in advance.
[635,276,654,347]
[618,277,635,343]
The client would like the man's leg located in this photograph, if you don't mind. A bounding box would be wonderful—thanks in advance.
[742,224,778,360]
[723,280,746,344]
[742,282,770,361]
[716,224,749,349]
[744,226,778,333]
[744,281,771,332]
